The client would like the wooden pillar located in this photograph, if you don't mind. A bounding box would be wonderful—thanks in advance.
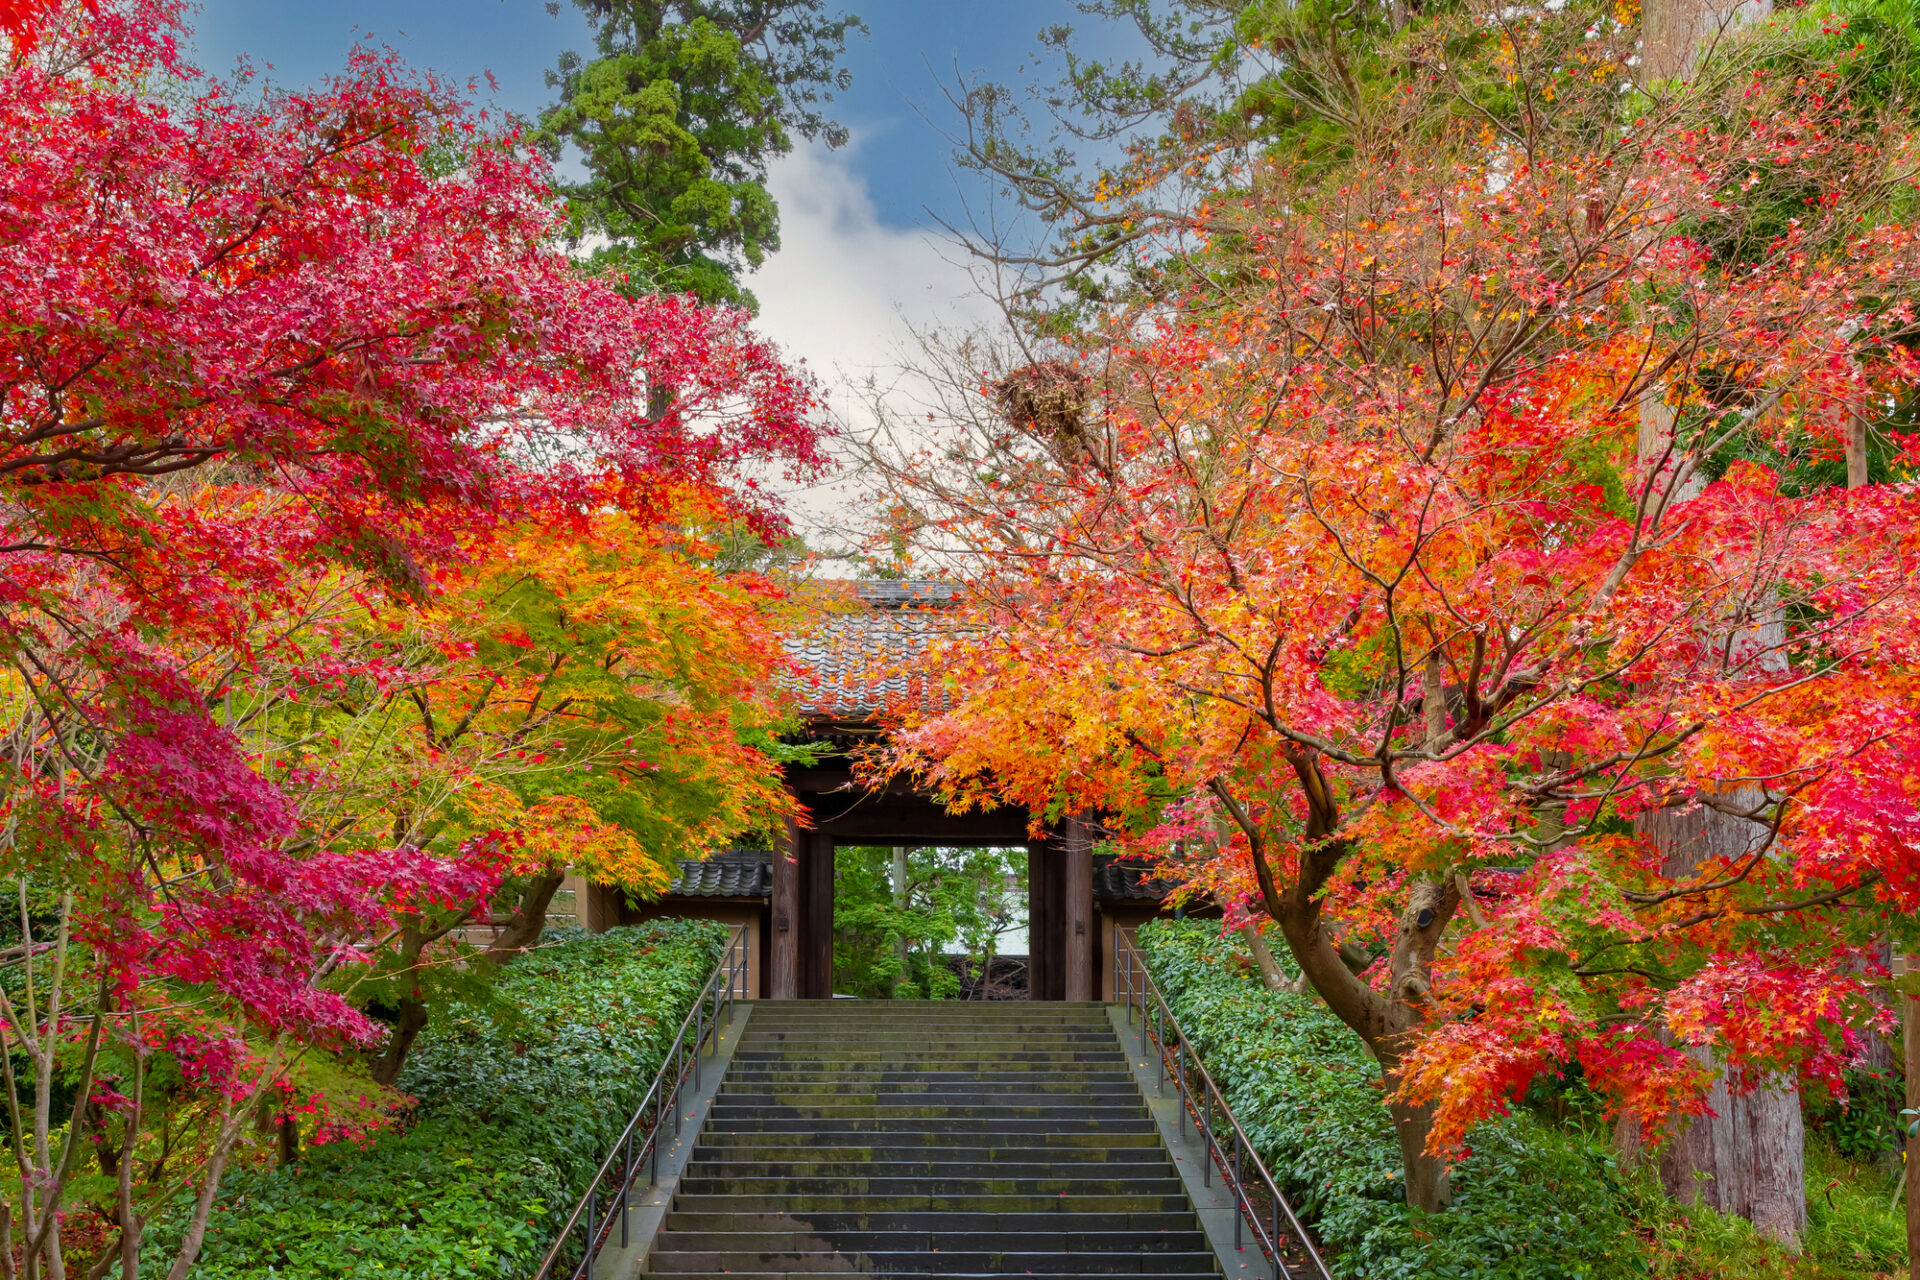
[1064,815,1094,1002]
[1026,839,1056,1001]
[799,831,835,999]
[770,820,800,999]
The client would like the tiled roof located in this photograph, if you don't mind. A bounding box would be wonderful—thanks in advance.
[664,848,773,898]
[658,849,1172,903]
[784,579,964,722]
[1093,858,1175,902]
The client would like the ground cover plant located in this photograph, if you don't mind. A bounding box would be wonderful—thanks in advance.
[1138,918,1909,1279]
[1137,918,1647,1280]
[138,920,726,1279]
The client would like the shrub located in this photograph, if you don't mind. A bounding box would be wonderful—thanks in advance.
[144,920,727,1278]
[1135,919,1647,1280]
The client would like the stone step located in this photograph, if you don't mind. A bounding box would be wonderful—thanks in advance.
[689,1149,1173,1168]
[738,1029,1117,1039]
[729,1051,1130,1064]
[700,1117,1161,1134]
[723,1066,1141,1081]
[661,1211,1201,1234]
[716,1088,1143,1105]
[646,1250,1220,1274]
[693,1130,1166,1151]
[667,1193,1199,1214]
[676,1176,1190,1196]
[653,1231,1212,1253]
[705,1104,1148,1122]
[686,1159,1176,1177]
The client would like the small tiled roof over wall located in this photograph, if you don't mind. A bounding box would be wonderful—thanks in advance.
[1092,857,1176,902]
[784,579,963,723]
[662,848,773,898]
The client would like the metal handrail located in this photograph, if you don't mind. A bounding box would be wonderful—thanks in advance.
[532,926,750,1280]
[1113,931,1333,1280]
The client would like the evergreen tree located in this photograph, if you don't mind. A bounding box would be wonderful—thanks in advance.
[540,0,863,307]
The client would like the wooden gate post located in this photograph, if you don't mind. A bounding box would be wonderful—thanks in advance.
[770,819,800,999]
[1063,816,1095,1002]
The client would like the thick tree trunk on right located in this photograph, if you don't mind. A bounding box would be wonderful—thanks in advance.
[1905,971,1919,1280]
[1635,796,1806,1248]
[1657,1048,1805,1247]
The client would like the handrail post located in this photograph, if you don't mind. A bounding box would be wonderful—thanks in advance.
[1272,1195,1282,1280]
[584,1191,596,1280]
[621,1127,633,1247]
[1202,1090,1212,1187]
[1234,1141,1243,1251]
[1176,1039,1187,1137]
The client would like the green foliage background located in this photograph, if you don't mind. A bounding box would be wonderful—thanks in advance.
[143,921,725,1278]
[1137,919,1910,1279]
[831,846,1024,999]
[1137,919,1652,1280]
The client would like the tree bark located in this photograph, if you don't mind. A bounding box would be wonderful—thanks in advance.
[1846,406,1870,490]
[1636,795,1806,1248]
[1237,918,1291,993]
[1389,1097,1452,1213]
[1655,1047,1804,1249]
[484,871,566,965]
[1905,965,1919,1280]
[162,1096,244,1280]
[369,995,429,1088]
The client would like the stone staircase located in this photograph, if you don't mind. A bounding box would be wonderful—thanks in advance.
[644,1001,1222,1279]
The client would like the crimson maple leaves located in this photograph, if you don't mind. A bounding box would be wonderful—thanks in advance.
[0,1,822,1272]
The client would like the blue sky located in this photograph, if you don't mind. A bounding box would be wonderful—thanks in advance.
[190,0,1110,232]
[188,1,1140,531]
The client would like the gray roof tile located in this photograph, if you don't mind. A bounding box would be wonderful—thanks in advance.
[664,848,773,898]
[784,579,963,721]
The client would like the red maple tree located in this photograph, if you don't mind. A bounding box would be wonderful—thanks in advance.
[0,2,825,1272]
[871,20,1920,1211]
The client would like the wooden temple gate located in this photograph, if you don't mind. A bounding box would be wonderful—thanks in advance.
[577,580,1192,999]
[774,755,1104,1001]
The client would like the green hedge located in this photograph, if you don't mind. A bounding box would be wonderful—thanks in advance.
[149,920,727,1278]
[1135,919,1646,1280]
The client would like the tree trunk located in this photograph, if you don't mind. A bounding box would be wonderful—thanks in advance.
[1905,964,1919,1280]
[1657,1046,1804,1249]
[162,1096,244,1280]
[484,872,566,965]
[1636,795,1806,1248]
[369,995,429,1088]
[1846,406,1870,489]
[1388,1094,1453,1213]
[1238,921,1290,993]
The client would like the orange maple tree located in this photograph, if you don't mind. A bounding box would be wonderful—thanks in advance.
[873,23,1920,1207]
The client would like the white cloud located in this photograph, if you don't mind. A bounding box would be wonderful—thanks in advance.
[745,140,1000,549]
